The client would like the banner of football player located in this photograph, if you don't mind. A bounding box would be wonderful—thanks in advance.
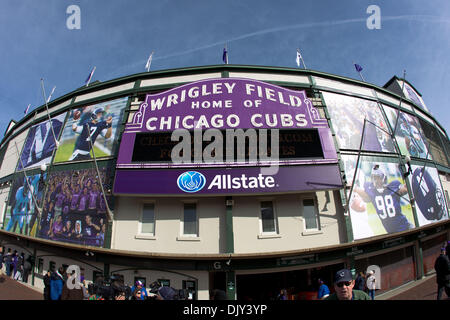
[53,97,128,163]
[37,167,112,247]
[407,164,449,226]
[382,105,431,160]
[322,92,395,152]
[3,172,46,237]
[16,113,66,171]
[396,80,429,112]
[341,154,416,240]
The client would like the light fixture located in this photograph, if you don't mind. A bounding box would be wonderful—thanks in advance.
[40,164,47,172]
[225,254,232,266]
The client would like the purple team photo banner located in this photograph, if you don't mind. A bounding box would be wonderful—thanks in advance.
[117,78,337,167]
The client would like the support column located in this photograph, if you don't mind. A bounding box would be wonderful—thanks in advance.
[414,240,424,279]
[103,221,113,249]
[104,263,110,279]
[31,247,37,286]
[225,197,234,254]
[226,270,236,300]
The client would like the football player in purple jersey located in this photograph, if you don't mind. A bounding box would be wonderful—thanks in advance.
[354,164,414,234]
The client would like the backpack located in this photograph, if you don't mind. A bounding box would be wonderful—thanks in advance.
[158,286,177,300]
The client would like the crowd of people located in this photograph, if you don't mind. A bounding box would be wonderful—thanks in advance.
[38,168,109,247]
[0,248,33,283]
[40,267,191,301]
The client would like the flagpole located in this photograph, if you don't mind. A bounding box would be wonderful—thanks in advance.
[353,61,365,82]
[345,118,367,214]
[298,48,307,69]
[85,122,113,222]
[14,142,42,235]
[40,79,59,150]
[358,71,365,82]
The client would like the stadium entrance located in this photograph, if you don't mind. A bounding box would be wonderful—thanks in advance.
[235,262,344,300]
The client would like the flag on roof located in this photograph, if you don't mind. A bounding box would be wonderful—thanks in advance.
[85,66,96,86]
[354,63,363,72]
[145,51,154,71]
[24,104,31,115]
[222,45,228,64]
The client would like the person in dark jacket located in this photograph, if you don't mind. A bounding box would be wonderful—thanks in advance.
[61,270,84,300]
[50,267,65,300]
[354,271,366,291]
[14,252,24,281]
[0,247,4,272]
[11,250,18,278]
[446,241,450,260]
[434,247,450,300]
[43,270,51,300]
[22,255,33,283]
[4,249,12,277]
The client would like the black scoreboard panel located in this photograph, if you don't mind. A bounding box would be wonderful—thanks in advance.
[132,129,324,163]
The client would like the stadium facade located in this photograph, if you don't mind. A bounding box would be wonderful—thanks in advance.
[0,65,448,300]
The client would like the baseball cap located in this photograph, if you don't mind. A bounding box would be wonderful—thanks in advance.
[136,280,143,286]
[334,269,353,283]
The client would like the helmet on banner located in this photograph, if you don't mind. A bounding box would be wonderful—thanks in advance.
[371,164,386,189]
[91,107,104,121]
[411,167,444,221]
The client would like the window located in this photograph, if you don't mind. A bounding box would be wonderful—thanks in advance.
[183,203,198,236]
[141,203,155,235]
[159,279,170,287]
[303,199,319,230]
[260,201,277,234]
[183,280,196,300]
[49,261,56,273]
[37,258,44,274]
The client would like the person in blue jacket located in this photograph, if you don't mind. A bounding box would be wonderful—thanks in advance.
[317,278,330,300]
[130,280,148,300]
[50,267,65,300]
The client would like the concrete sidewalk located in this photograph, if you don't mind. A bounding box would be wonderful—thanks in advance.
[376,273,445,300]
[0,274,43,300]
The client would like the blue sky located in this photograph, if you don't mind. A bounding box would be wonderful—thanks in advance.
[1,0,450,138]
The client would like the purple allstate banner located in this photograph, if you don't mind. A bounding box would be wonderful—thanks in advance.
[113,165,342,196]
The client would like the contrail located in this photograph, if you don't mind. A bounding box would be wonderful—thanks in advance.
[106,14,450,77]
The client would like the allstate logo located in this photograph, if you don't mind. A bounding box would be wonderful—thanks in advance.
[177,171,206,193]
